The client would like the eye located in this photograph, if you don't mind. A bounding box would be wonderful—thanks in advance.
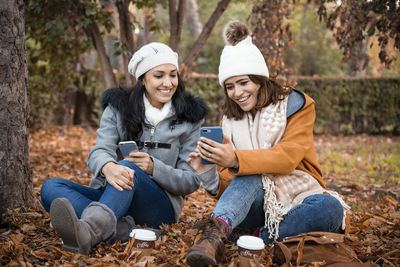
[170,74,177,78]
[240,81,248,86]
[154,75,163,79]
[225,84,234,90]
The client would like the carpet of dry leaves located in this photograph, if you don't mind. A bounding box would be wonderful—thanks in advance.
[1,126,399,266]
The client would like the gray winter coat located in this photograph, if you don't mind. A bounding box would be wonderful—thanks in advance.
[87,88,208,222]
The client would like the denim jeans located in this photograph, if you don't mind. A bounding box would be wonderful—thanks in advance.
[211,174,344,244]
[40,160,175,228]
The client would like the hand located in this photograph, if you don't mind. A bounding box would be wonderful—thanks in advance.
[186,151,214,174]
[125,151,154,175]
[102,162,134,191]
[197,134,238,168]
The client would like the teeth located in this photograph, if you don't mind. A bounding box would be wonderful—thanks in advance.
[160,89,171,93]
[238,96,249,102]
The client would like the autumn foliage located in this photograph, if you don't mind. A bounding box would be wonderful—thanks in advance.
[0,126,399,266]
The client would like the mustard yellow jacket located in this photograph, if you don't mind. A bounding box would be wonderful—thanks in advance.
[214,92,325,199]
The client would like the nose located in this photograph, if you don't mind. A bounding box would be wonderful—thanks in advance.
[163,76,172,87]
[233,85,243,99]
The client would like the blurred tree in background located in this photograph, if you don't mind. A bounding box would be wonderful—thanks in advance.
[25,0,399,129]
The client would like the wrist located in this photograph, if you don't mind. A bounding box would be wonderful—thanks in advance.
[102,162,116,176]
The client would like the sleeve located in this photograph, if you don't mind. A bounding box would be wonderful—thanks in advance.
[150,120,202,196]
[197,165,219,195]
[87,106,121,179]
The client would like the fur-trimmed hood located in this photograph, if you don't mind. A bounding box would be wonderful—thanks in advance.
[100,87,208,123]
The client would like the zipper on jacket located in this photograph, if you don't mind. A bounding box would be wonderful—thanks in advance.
[150,126,155,140]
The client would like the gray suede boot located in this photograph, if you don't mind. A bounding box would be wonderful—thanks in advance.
[112,215,162,243]
[112,215,136,243]
[50,198,117,255]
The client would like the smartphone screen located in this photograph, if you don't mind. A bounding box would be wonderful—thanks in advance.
[118,141,138,158]
[200,126,223,164]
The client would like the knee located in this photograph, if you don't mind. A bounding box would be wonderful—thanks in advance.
[118,160,140,171]
[118,160,147,178]
[322,195,343,216]
[41,178,64,195]
[40,178,64,211]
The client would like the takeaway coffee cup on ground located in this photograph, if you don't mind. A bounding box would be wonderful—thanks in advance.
[237,235,265,267]
[129,229,157,258]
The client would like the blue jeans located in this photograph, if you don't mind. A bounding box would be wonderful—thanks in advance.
[40,160,175,228]
[211,174,344,244]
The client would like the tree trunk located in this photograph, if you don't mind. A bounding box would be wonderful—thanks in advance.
[0,0,35,215]
[73,0,118,89]
[169,0,186,52]
[182,0,232,77]
[116,0,135,87]
[84,22,118,89]
[348,37,369,77]
[185,0,202,37]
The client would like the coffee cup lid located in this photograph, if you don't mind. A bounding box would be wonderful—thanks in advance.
[129,229,157,241]
[237,235,265,250]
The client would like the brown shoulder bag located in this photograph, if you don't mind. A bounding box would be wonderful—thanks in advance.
[270,232,371,267]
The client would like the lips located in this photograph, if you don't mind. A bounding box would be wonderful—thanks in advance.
[158,89,172,96]
[237,95,250,105]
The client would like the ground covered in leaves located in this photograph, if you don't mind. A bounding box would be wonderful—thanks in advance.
[1,126,399,266]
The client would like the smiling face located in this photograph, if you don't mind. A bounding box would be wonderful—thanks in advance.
[142,64,178,109]
[224,75,260,113]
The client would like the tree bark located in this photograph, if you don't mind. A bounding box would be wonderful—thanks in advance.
[84,22,118,89]
[182,0,232,76]
[116,0,135,87]
[185,0,202,37]
[0,0,35,215]
[169,0,186,52]
[73,0,117,89]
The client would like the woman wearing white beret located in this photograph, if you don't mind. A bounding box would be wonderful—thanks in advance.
[40,42,208,255]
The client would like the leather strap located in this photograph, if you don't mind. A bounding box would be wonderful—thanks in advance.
[136,141,171,149]
[274,242,292,264]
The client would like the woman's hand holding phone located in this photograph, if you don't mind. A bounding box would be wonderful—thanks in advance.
[102,162,134,191]
[124,151,154,175]
[197,134,238,168]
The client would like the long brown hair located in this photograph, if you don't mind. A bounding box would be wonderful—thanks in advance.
[221,75,292,120]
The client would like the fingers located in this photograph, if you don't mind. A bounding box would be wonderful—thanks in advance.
[199,137,219,147]
[106,165,135,191]
[128,151,146,158]
[109,180,124,191]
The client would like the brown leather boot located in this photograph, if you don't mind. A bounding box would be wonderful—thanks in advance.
[186,218,229,267]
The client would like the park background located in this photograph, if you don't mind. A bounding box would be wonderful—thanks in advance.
[0,0,399,266]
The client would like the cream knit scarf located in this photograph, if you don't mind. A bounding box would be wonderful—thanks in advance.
[222,96,349,240]
[143,94,172,127]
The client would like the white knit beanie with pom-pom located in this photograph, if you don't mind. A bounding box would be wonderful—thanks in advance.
[128,42,179,80]
[218,20,269,86]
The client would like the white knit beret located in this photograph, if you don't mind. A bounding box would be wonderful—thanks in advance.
[218,36,269,86]
[128,42,179,79]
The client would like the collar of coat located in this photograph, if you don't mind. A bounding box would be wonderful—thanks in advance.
[100,87,209,123]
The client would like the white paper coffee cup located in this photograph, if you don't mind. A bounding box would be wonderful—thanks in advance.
[237,235,265,257]
[130,229,157,257]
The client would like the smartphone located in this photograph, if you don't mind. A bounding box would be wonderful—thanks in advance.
[118,141,138,158]
[200,126,223,164]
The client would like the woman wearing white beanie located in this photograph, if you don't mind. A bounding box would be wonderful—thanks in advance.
[186,21,349,266]
[40,42,208,255]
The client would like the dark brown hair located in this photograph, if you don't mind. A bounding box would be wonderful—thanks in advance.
[221,75,293,120]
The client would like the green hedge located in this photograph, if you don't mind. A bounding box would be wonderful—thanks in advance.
[186,77,400,135]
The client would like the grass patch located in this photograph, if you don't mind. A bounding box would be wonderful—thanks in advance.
[315,136,400,184]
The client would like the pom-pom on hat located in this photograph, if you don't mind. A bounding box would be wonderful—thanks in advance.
[128,42,179,79]
[218,21,269,86]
